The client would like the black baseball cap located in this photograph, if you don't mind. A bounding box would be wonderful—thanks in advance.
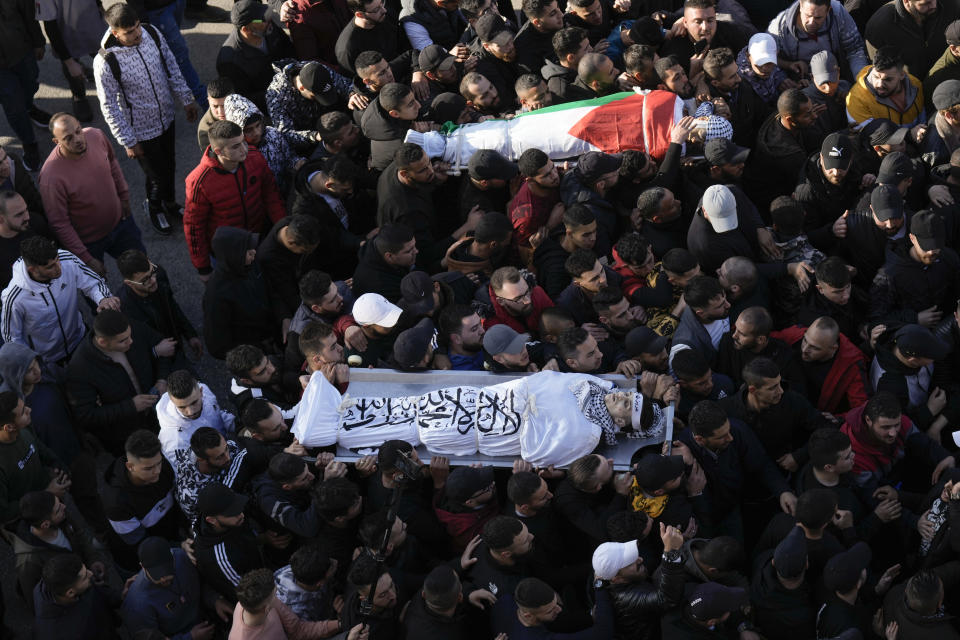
[910,210,946,251]
[625,326,669,357]
[299,62,339,106]
[231,0,269,27]
[399,271,437,316]
[823,542,871,593]
[772,527,807,579]
[633,454,685,492]
[468,149,518,181]
[475,12,512,43]
[894,324,945,359]
[870,184,904,222]
[430,92,467,124]
[688,582,748,621]
[392,318,436,369]
[197,483,247,518]
[704,138,750,166]
[419,44,455,74]
[626,16,665,47]
[577,152,622,183]
[861,119,908,147]
[821,132,852,170]
[877,151,913,185]
[138,536,175,579]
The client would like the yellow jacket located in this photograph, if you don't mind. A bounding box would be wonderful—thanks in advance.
[846,65,925,128]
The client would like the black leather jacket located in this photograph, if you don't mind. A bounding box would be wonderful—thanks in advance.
[602,554,686,640]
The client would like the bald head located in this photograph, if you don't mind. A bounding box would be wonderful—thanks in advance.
[49,112,87,158]
[801,317,839,362]
[717,256,758,299]
[578,53,618,91]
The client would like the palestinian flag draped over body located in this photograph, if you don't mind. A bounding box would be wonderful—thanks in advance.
[407,89,683,169]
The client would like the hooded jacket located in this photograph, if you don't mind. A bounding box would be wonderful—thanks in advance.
[840,402,949,492]
[93,25,194,148]
[184,146,285,273]
[541,60,577,102]
[33,580,121,640]
[65,321,166,455]
[156,382,236,464]
[265,60,352,148]
[869,237,960,327]
[216,23,295,101]
[8,510,106,612]
[767,0,868,79]
[102,454,181,570]
[201,227,277,359]
[361,95,414,171]
[118,263,198,345]
[1,249,111,365]
[846,65,925,128]
[224,93,301,194]
[882,574,960,640]
[531,235,572,301]
[749,552,817,640]
[352,238,412,303]
[773,325,869,414]
[870,341,935,430]
[288,158,364,280]
[121,549,208,640]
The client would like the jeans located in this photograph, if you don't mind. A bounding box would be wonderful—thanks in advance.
[145,0,207,108]
[0,52,39,146]
[84,214,146,261]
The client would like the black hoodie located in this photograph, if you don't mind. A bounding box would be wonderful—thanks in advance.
[541,60,577,102]
[869,238,960,328]
[352,239,412,302]
[202,227,277,359]
[749,552,816,640]
[361,94,414,171]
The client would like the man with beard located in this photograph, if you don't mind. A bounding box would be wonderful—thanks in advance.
[515,74,556,112]
[557,325,641,375]
[715,306,801,389]
[556,249,621,326]
[437,304,486,370]
[593,523,686,640]
[505,471,563,559]
[683,138,750,208]
[773,317,869,415]
[282,270,354,383]
[532,204,597,300]
[839,391,954,494]
[566,52,620,102]
[542,27,590,101]
[701,47,770,148]
[592,286,646,367]
[226,344,294,414]
[870,210,960,330]
[625,326,670,374]
[460,71,505,116]
[654,56,694,100]
[0,191,45,291]
[484,266,555,335]
[39,114,143,276]
[847,47,925,130]
[659,0,748,67]
[632,187,686,258]
[156,370,236,464]
[509,149,563,252]
[836,183,908,290]
[794,133,873,250]
[670,275,731,367]
[173,428,260,524]
[473,14,521,111]
[296,322,350,392]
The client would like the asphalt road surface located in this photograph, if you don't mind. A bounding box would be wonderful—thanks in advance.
[0,3,236,635]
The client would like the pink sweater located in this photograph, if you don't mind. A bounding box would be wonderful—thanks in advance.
[38,127,129,264]
[228,600,339,640]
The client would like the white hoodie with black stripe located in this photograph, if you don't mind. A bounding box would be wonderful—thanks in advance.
[1,249,111,365]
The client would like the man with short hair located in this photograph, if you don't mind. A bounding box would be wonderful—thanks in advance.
[2,236,120,380]
[352,223,419,302]
[772,317,869,415]
[437,304,486,370]
[566,52,620,101]
[282,270,353,367]
[226,343,291,413]
[563,0,623,44]
[0,190,45,290]
[353,50,397,105]
[184,120,285,280]
[294,322,349,391]
[796,256,865,339]
[701,47,770,147]
[715,306,800,388]
[460,70,505,116]
[865,0,960,81]
[514,73,555,112]
[515,0,564,73]
[94,3,199,233]
[554,453,633,555]
[560,150,622,258]
[66,310,170,455]
[508,148,563,252]
[40,113,144,270]
[197,76,233,151]
[484,266,555,334]
[336,0,413,76]
[542,27,589,99]
[556,249,618,325]
[663,0,749,62]
[532,203,596,300]
[493,576,615,637]
[216,0,295,106]
[311,111,364,161]
[362,82,425,171]
[173,428,254,524]
[155,370,236,464]
[670,275,731,366]
[102,430,181,572]
[33,553,121,639]
[846,46,926,128]
[672,347,734,420]
[768,0,869,80]
[252,452,323,540]
[256,216,322,336]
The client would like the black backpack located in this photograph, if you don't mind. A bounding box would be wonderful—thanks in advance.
[98,23,172,111]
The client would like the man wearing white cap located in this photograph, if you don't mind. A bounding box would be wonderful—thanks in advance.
[767,0,869,81]
[343,292,405,367]
[737,33,792,106]
[592,523,685,638]
[701,47,770,147]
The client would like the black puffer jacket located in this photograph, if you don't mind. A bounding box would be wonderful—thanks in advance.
[202,227,277,359]
[604,556,685,640]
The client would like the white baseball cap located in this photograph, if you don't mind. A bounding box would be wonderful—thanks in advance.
[352,293,403,327]
[748,32,778,68]
[592,540,640,580]
[701,184,738,233]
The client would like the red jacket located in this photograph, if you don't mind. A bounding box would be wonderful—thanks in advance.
[610,246,645,300]
[482,283,554,334]
[772,325,869,415]
[184,147,285,271]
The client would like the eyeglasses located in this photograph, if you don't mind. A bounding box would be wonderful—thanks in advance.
[497,288,532,304]
[125,263,158,287]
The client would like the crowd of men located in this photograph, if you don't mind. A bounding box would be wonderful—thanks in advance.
[1,0,960,637]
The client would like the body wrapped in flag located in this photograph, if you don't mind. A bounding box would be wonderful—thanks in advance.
[406,89,684,171]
